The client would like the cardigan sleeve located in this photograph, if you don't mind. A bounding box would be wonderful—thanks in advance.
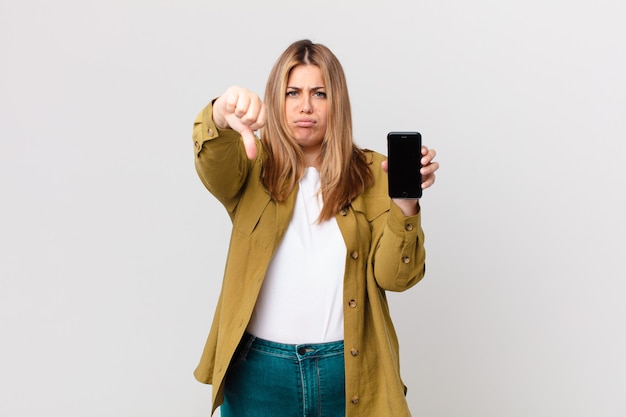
[372,201,426,291]
[360,152,426,292]
[192,100,259,217]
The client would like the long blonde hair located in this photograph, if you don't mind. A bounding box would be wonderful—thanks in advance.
[261,39,374,221]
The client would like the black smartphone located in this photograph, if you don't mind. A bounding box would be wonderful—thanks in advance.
[387,131,422,199]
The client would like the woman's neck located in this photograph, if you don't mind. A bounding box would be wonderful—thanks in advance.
[302,147,321,169]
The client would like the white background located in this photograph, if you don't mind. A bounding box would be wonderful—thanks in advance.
[2,0,625,416]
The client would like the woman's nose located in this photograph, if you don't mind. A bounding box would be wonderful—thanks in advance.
[300,97,313,113]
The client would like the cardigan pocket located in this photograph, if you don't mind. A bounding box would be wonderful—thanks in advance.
[351,194,389,222]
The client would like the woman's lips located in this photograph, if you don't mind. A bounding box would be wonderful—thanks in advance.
[294,119,316,128]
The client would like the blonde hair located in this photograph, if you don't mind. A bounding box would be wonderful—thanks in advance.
[261,39,374,221]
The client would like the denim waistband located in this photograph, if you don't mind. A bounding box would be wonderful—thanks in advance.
[242,332,344,358]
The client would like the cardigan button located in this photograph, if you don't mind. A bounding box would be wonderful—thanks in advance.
[341,209,348,216]
[348,299,357,308]
[351,251,359,259]
[207,128,214,136]
[351,396,359,404]
[194,141,200,149]
[350,348,359,356]
[405,223,413,231]
[402,256,410,264]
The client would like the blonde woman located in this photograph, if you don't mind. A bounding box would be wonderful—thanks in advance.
[192,39,439,417]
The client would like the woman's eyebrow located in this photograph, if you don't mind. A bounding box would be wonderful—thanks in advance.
[286,86,325,90]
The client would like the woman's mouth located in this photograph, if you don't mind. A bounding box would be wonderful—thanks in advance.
[294,119,316,128]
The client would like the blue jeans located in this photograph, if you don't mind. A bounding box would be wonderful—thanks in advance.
[221,333,346,417]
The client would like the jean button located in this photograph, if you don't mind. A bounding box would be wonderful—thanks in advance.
[297,346,307,355]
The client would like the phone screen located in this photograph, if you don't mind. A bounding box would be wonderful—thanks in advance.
[387,132,422,199]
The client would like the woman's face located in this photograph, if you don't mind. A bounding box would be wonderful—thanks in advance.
[284,64,328,158]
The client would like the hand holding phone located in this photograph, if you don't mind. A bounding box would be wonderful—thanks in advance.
[387,131,422,199]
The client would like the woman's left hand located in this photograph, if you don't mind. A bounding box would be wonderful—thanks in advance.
[420,146,439,190]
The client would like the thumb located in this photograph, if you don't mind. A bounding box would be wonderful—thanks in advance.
[240,128,258,160]
[223,112,258,160]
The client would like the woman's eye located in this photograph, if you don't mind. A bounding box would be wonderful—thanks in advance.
[286,90,298,97]
[314,91,327,98]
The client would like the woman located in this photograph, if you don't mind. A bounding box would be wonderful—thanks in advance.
[192,39,439,417]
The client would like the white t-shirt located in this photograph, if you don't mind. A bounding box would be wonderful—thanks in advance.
[246,167,346,344]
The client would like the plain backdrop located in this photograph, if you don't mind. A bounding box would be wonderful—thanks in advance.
[2,0,625,416]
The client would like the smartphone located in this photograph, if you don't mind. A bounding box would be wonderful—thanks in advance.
[387,131,422,199]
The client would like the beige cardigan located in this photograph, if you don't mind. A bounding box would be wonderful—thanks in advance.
[192,101,427,417]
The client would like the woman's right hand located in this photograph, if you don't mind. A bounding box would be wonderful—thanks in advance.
[213,86,266,160]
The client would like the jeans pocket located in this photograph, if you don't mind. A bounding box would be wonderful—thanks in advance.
[228,333,255,373]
